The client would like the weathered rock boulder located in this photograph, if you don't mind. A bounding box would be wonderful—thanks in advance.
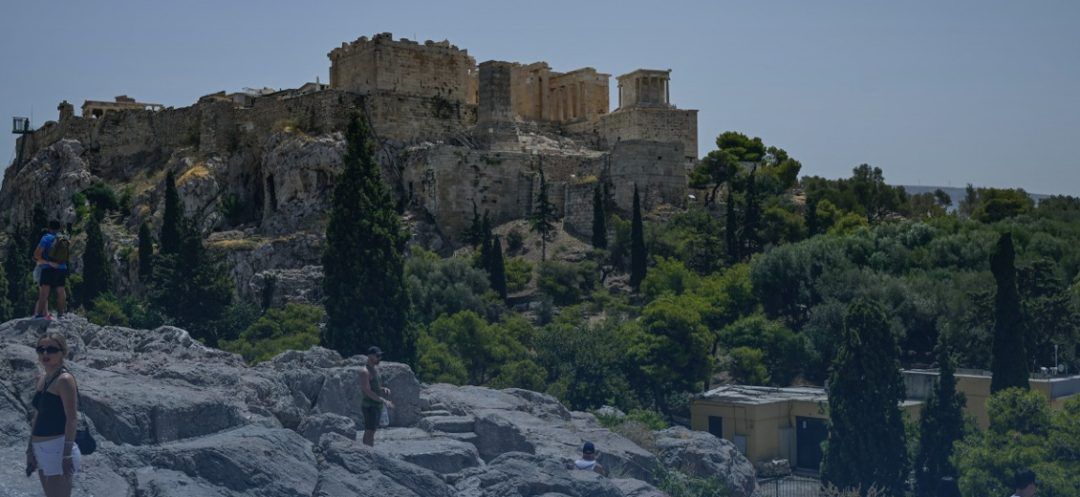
[421,384,659,481]
[0,315,760,497]
[653,426,758,497]
[298,412,357,443]
[451,452,626,497]
[378,427,482,474]
[315,432,456,497]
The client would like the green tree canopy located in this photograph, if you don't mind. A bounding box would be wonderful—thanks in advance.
[322,114,412,362]
[821,299,908,497]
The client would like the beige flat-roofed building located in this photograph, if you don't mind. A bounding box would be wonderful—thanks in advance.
[691,385,923,471]
[903,369,1080,429]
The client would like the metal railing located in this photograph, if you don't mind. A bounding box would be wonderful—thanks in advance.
[754,475,823,497]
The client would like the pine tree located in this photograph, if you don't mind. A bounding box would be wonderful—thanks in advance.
[151,218,233,345]
[80,211,112,306]
[489,235,508,300]
[322,114,412,362]
[990,233,1028,393]
[591,183,607,249]
[821,299,909,497]
[138,221,154,282]
[629,184,647,289]
[529,169,557,261]
[914,341,967,497]
[160,170,182,255]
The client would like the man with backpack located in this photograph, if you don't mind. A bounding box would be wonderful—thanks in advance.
[33,221,70,320]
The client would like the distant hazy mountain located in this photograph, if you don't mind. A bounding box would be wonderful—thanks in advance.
[901,185,1051,211]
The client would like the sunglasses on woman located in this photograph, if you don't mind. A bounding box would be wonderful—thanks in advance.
[35,346,62,355]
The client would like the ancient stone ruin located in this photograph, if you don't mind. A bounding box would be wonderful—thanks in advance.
[0,32,701,304]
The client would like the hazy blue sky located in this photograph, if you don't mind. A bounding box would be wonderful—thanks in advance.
[2,0,1077,194]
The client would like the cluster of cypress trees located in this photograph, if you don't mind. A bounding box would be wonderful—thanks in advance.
[137,170,234,345]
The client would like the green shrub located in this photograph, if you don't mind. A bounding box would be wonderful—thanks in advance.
[506,229,525,254]
[220,303,324,364]
[537,259,598,305]
[654,464,730,497]
[86,294,129,327]
[505,257,532,293]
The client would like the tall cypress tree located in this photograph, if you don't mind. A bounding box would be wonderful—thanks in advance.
[742,166,760,256]
[478,211,493,269]
[821,299,909,497]
[725,183,739,263]
[591,183,607,249]
[322,114,412,362]
[464,201,483,247]
[489,235,508,300]
[30,206,47,254]
[138,221,154,282]
[160,170,182,256]
[0,242,11,322]
[629,184,647,289]
[990,233,1028,393]
[4,233,31,317]
[151,218,233,345]
[529,169,557,261]
[914,341,967,497]
[80,211,112,306]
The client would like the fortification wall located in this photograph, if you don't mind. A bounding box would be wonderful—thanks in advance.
[595,107,698,162]
[562,180,600,238]
[366,91,476,142]
[329,33,477,103]
[607,140,687,214]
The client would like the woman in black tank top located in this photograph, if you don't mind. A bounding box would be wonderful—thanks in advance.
[26,332,81,496]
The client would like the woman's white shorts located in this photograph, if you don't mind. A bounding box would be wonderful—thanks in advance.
[32,436,81,477]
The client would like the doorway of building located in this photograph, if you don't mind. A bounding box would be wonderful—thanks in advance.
[796,416,827,471]
[708,416,723,439]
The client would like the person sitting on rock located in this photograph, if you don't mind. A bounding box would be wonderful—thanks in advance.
[568,441,608,477]
[359,346,393,447]
[33,220,70,320]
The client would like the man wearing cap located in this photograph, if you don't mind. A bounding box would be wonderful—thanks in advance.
[1009,468,1037,497]
[360,346,393,446]
[569,441,608,477]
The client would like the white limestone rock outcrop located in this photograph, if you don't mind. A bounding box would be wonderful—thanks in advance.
[0,316,758,496]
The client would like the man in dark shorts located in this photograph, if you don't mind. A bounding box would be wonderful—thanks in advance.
[33,221,69,320]
[360,346,393,446]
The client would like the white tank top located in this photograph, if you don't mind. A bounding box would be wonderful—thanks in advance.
[574,459,597,470]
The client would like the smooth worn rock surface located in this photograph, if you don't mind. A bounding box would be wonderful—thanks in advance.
[0,315,757,496]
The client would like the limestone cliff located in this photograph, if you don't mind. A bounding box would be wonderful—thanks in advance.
[0,88,687,306]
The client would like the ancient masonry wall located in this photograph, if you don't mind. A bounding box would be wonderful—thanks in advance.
[607,140,687,214]
[591,107,698,162]
[329,33,477,104]
[478,61,515,124]
[11,87,475,179]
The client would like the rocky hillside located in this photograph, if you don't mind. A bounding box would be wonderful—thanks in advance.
[0,317,755,497]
